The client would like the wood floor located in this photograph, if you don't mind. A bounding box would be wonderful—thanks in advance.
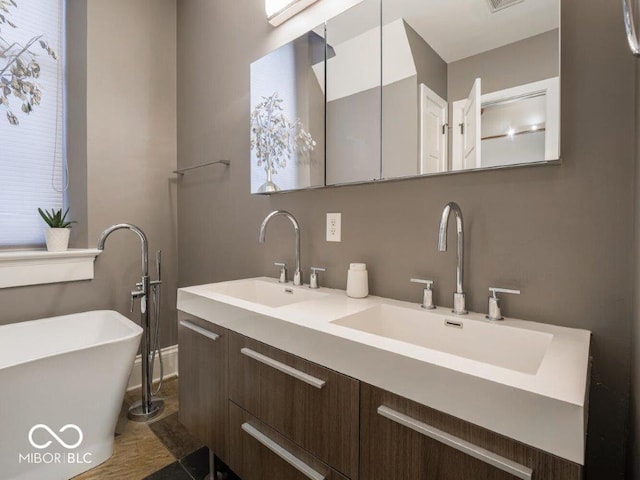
[73,377,209,480]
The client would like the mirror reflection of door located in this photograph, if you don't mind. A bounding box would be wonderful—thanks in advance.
[451,78,481,171]
[419,84,448,174]
[462,78,482,170]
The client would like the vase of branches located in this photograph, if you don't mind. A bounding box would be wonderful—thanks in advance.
[250,92,316,193]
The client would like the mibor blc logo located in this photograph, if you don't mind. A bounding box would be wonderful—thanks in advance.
[19,424,92,465]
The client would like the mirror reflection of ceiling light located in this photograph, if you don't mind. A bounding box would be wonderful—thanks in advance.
[266,0,321,26]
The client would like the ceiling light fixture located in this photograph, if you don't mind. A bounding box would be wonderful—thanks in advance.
[266,0,321,26]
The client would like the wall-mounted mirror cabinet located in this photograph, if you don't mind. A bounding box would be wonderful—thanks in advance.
[250,29,326,193]
[250,0,560,194]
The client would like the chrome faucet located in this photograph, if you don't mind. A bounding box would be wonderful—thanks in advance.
[259,210,302,286]
[97,224,164,422]
[98,224,149,277]
[438,202,467,315]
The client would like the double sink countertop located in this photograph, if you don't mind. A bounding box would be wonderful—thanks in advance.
[177,276,591,465]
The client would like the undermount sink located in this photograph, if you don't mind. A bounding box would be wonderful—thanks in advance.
[203,278,328,308]
[331,304,553,374]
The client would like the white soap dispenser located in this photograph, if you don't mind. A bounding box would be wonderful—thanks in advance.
[346,263,369,298]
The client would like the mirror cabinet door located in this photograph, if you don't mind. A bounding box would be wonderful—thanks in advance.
[250,28,326,194]
[381,0,560,179]
[325,0,381,186]
[250,0,561,194]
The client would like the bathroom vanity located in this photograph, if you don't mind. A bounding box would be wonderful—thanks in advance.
[177,278,590,480]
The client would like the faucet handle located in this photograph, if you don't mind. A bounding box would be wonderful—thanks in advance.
[410,278,435,309]
[309,267,326,289]
[489,287,521,297]
[487,287,521,321]
[156,250,162,282]
[130,288,144,313]
[410,278,434,287]
[274,262,288,283]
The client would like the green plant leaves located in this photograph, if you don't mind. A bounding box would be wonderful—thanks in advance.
[37,207,77,228]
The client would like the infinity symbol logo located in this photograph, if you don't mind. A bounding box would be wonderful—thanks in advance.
[28,424,83,450]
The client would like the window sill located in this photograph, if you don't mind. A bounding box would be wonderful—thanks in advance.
[0,249,102,289]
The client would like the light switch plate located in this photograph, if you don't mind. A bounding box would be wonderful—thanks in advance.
[326,213,341,242]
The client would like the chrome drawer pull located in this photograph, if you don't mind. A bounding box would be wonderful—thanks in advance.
[377,406,533,480]
[240,348,326,389]
[179,320,220,342]
[241,423,325,480]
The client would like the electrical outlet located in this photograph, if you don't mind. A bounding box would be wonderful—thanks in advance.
[326,213,341,242]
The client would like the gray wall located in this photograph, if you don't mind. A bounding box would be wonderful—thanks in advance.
[448,29,560,102]
[382,77,419,178]
[177,0,634,477]
[631,61,640,478]
[326,86,381,184]
[67,0,88,249]
[0,0,179,350]
[405,21,447,100]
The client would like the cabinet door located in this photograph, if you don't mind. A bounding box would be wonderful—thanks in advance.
[360,383,582,480]
[228,401,349,480]
[178,313,228,461]
[228,332,359,479]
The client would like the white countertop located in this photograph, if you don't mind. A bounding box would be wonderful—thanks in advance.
[177,277,591,465]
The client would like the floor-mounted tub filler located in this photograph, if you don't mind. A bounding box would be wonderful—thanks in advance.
[0,310,142,480]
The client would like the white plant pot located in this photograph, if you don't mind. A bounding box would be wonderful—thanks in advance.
[45,228,70,252]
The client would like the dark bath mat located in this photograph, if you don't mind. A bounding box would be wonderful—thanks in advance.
[149,412,204,460]
[180,447,211,480]
[144,461,194,480]
[213,455,241,480]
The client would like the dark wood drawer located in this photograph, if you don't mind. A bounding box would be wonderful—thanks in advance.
[228,401,350,480]
[177,313,228,462]
[360,383,582,480]
[228,331,359,479]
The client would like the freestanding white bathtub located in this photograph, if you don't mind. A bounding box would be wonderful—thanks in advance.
[0,310,142,480]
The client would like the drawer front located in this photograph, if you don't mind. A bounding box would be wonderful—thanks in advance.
[177,313,228,461]
[360,383,582,480]
[228,332,359,479]
[228,401,349,480]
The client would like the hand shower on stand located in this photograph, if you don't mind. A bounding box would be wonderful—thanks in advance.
[97,224,165,423]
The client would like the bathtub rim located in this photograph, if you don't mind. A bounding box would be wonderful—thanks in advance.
[0,310,142,372]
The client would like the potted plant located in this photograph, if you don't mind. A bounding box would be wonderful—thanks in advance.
[38,208,76,252]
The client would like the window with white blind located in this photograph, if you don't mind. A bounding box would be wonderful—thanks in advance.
[0,0,66,248]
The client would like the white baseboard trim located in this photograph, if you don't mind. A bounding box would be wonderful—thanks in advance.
[126,344,179,392]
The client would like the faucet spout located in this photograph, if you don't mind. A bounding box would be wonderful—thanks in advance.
[438,202,467,314]
[97,224,149,276]
[259,210,302,285]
